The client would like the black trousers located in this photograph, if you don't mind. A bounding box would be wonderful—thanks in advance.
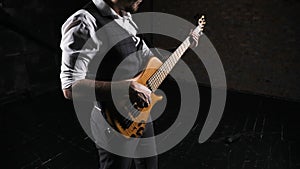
[97,122,158,169]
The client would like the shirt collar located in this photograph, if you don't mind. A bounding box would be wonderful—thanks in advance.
[92,0,131,19]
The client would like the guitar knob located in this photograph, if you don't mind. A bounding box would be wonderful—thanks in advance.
[137,127,145,136]
[105,127,112,137]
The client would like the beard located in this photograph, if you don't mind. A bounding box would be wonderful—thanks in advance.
[124,0,142,13]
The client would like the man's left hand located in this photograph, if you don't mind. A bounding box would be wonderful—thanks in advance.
[189,29,200,48]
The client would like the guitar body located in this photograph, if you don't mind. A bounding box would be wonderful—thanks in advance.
[108,56,163,138]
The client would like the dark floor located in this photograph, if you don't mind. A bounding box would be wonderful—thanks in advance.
[2,82,300,169]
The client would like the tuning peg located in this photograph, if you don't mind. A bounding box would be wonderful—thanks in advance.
[198,15,206,25]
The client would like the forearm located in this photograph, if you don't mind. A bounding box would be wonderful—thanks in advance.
[71,79,130,101]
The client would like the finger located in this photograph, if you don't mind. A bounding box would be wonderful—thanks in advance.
[135,92,148,108]
[132,81,151,94]
[193,36,198,47]
[189,31,199,48]
[144,92,151,106]
[140,92,151,107]
[193,33,199,40]
[192,33,199,40]
[190,39,197,48]
[138,96,147,108]
[192,34,199,47]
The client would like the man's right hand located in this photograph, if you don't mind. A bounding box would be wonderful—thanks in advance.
[63,88,72,100]
[70,79,152,109]
[129,81,152,108]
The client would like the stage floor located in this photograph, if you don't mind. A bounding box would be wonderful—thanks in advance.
[2,83,299,169]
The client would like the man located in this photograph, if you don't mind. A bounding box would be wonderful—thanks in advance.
[60,0,199,168]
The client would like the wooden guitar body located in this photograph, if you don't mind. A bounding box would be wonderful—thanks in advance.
[110,57,163,138]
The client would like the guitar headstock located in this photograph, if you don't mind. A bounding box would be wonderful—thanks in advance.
[198,15,206,33]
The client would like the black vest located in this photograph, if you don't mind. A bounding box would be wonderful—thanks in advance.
[84,2,147,81]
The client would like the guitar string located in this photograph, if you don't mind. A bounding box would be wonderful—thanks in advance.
[148,38,190,90]
[121,40,190,128]
[119,26,204,130]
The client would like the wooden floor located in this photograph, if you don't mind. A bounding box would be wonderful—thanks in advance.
[2,82,299,169]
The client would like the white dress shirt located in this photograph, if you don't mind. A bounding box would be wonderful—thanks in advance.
[60,0,153,89]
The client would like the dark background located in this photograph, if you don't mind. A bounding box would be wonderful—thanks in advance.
[1,0,300,168]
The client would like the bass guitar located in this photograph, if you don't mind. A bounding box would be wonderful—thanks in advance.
[106,15,206,138]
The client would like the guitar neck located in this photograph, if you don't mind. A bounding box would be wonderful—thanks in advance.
[147,26,203,91]
[147,38,189,91]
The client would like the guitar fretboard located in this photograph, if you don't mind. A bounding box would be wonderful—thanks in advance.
[147,38,190,91]
[147,26,203,91]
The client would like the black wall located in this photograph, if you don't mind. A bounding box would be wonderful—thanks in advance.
[0,0,299,104]
[151,0,300,101]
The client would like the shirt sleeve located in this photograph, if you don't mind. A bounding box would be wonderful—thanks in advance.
[60,9,101,89]
[141,40,154,58]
